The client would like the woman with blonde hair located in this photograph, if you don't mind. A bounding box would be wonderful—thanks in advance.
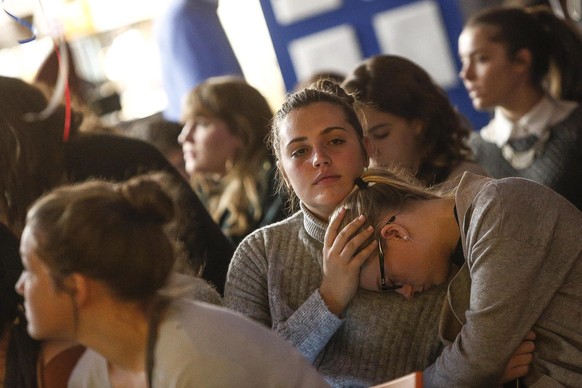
[180,76,285,245]
[331,166,580,386]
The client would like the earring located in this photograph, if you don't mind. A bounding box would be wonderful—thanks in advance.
[403,235,410,241]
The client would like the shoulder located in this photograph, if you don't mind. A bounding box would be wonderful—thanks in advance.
[456,173,581,244]
[447,160,489,183]
[154,299,327,386]
[237,211,304,248]
[67,348,108,388]
[229,212,303,269]
[164,272,222,306]
[553,103,582,135]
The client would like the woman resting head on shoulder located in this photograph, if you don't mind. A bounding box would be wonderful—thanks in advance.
[16,173,327,387]
[332,166,582,386]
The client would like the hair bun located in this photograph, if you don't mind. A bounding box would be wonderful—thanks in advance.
[311,78,356,105]
[117,175,175,225]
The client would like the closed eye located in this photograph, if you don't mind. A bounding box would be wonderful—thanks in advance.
[370,131,389,141]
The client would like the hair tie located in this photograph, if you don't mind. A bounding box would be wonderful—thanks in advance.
[354,177,368,189]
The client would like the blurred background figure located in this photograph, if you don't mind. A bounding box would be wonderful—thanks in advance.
[458,5,582,209]
[179,76,286,245]
[343,55,486,187]
[122,113,188,180]
[154,0,244,122]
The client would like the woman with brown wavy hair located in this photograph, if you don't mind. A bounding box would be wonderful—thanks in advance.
[343,55,486,187]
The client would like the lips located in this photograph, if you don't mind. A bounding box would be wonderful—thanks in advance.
[313,174,341,185]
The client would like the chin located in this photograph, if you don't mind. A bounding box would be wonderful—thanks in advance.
[472,99,494,112]
[26,324,44,340]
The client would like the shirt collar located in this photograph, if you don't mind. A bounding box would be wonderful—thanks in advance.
[480,95,578,147]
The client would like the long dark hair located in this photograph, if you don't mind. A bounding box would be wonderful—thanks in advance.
[343,55,474,185]
[0,76,82,236]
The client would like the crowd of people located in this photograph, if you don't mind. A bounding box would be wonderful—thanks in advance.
[1,2,581,387]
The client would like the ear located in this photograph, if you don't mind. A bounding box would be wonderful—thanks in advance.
[411,119,424,137]
[61,273,90,307]
[380,223,411,242]
[512,48,533,73]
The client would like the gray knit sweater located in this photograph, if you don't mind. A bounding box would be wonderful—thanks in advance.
[224,205,446,387]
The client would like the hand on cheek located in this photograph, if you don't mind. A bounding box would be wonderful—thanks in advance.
[320,208,377,316]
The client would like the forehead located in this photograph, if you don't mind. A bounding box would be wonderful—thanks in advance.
[20,226,39,256]
[459,25,504,53]
[279,102,353,139]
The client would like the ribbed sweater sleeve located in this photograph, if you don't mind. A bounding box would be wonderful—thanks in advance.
[224,212,342,362]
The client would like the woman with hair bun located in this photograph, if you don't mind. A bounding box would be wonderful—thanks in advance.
[15,174,328,387]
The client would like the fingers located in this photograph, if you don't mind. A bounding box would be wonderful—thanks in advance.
[507,352,533,369]
[499,331,536,384]
[524,330,536,341]
[325,207,346,246]
[351,235,377,267]
[333,215,371,255]
[514,338,535,355]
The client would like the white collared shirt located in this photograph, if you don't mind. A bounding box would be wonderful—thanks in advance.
[480,96,578,147]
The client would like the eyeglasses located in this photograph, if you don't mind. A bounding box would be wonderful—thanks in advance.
[377,215,402,292]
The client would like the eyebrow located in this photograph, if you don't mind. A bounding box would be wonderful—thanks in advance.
[285,126,348,149]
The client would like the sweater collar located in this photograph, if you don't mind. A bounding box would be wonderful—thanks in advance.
[300,202,327,244]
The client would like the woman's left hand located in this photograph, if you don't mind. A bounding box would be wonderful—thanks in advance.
[320,207,377,316]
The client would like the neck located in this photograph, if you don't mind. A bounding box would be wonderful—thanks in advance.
[78,301,150,372]
[499,85,544,121]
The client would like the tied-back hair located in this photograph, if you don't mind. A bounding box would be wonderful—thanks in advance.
[466,5,582,102]
[334,166,454,249]
[181,76,273,239]
[342,55,474,185]
[0,76,82,236]
[268,79,369,212]
[25,173,177,304]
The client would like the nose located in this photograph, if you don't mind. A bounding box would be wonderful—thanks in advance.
[459,61,474,82]
[395,284,415,300]
[178,121,194,145]
[312,147,330,167]
[15,272,25,296]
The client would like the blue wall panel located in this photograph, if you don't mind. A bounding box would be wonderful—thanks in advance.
[258,0,491,130]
